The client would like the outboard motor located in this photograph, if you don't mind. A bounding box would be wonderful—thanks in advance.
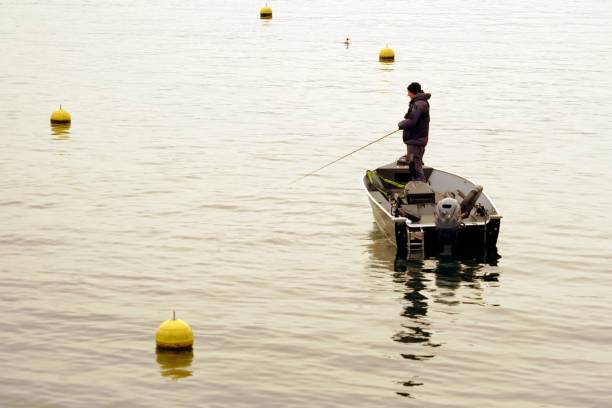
[435,197,462,256]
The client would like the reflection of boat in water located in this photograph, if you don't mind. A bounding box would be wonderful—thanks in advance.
[365,226,500,398]
[363,161,502,260]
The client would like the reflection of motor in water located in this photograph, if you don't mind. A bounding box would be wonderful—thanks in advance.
[156,349,194,380]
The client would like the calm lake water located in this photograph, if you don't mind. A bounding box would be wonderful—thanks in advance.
[1,0,611,406]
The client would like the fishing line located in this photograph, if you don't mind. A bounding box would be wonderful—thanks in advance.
[290,129,400,184]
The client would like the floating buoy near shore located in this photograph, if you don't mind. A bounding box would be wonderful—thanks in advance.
[155,311,194,350]
[260,6,272,19]
[50,105,71,123]
[379,45,395,62]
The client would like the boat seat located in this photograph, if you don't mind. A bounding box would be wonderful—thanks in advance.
[404,181,435,204]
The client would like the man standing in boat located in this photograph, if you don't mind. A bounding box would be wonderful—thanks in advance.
[398,82,431,182]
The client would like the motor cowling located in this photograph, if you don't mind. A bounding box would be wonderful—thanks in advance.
[435,197,461,230]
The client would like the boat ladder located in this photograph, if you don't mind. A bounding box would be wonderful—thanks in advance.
[408,227,425,260]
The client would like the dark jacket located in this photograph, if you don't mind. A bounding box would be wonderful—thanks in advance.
[398,92,431,146]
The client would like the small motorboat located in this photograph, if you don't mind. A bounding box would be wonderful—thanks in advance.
[363,161,502,260]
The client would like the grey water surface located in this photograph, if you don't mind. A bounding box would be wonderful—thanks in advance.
[1,0,611,407]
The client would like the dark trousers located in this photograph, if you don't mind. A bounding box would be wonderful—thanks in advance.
[406,144,426,182]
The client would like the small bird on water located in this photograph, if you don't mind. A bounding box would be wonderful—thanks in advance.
[344,37,350,48]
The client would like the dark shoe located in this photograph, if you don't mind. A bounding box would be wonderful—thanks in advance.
[397,155,409,166]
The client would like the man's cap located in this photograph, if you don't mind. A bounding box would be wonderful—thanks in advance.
[407,82,422,94]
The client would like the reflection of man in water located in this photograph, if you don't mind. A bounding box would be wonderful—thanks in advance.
[398,82,431,182]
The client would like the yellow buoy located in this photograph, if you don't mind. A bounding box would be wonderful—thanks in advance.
[155,312,194,350]
[50,105,71,124]
[260,6,272,19]
[379,45,395,62]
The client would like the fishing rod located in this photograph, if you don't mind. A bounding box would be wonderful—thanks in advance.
[290,128,400,184]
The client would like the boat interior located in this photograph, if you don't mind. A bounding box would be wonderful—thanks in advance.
[364,162,500,226]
